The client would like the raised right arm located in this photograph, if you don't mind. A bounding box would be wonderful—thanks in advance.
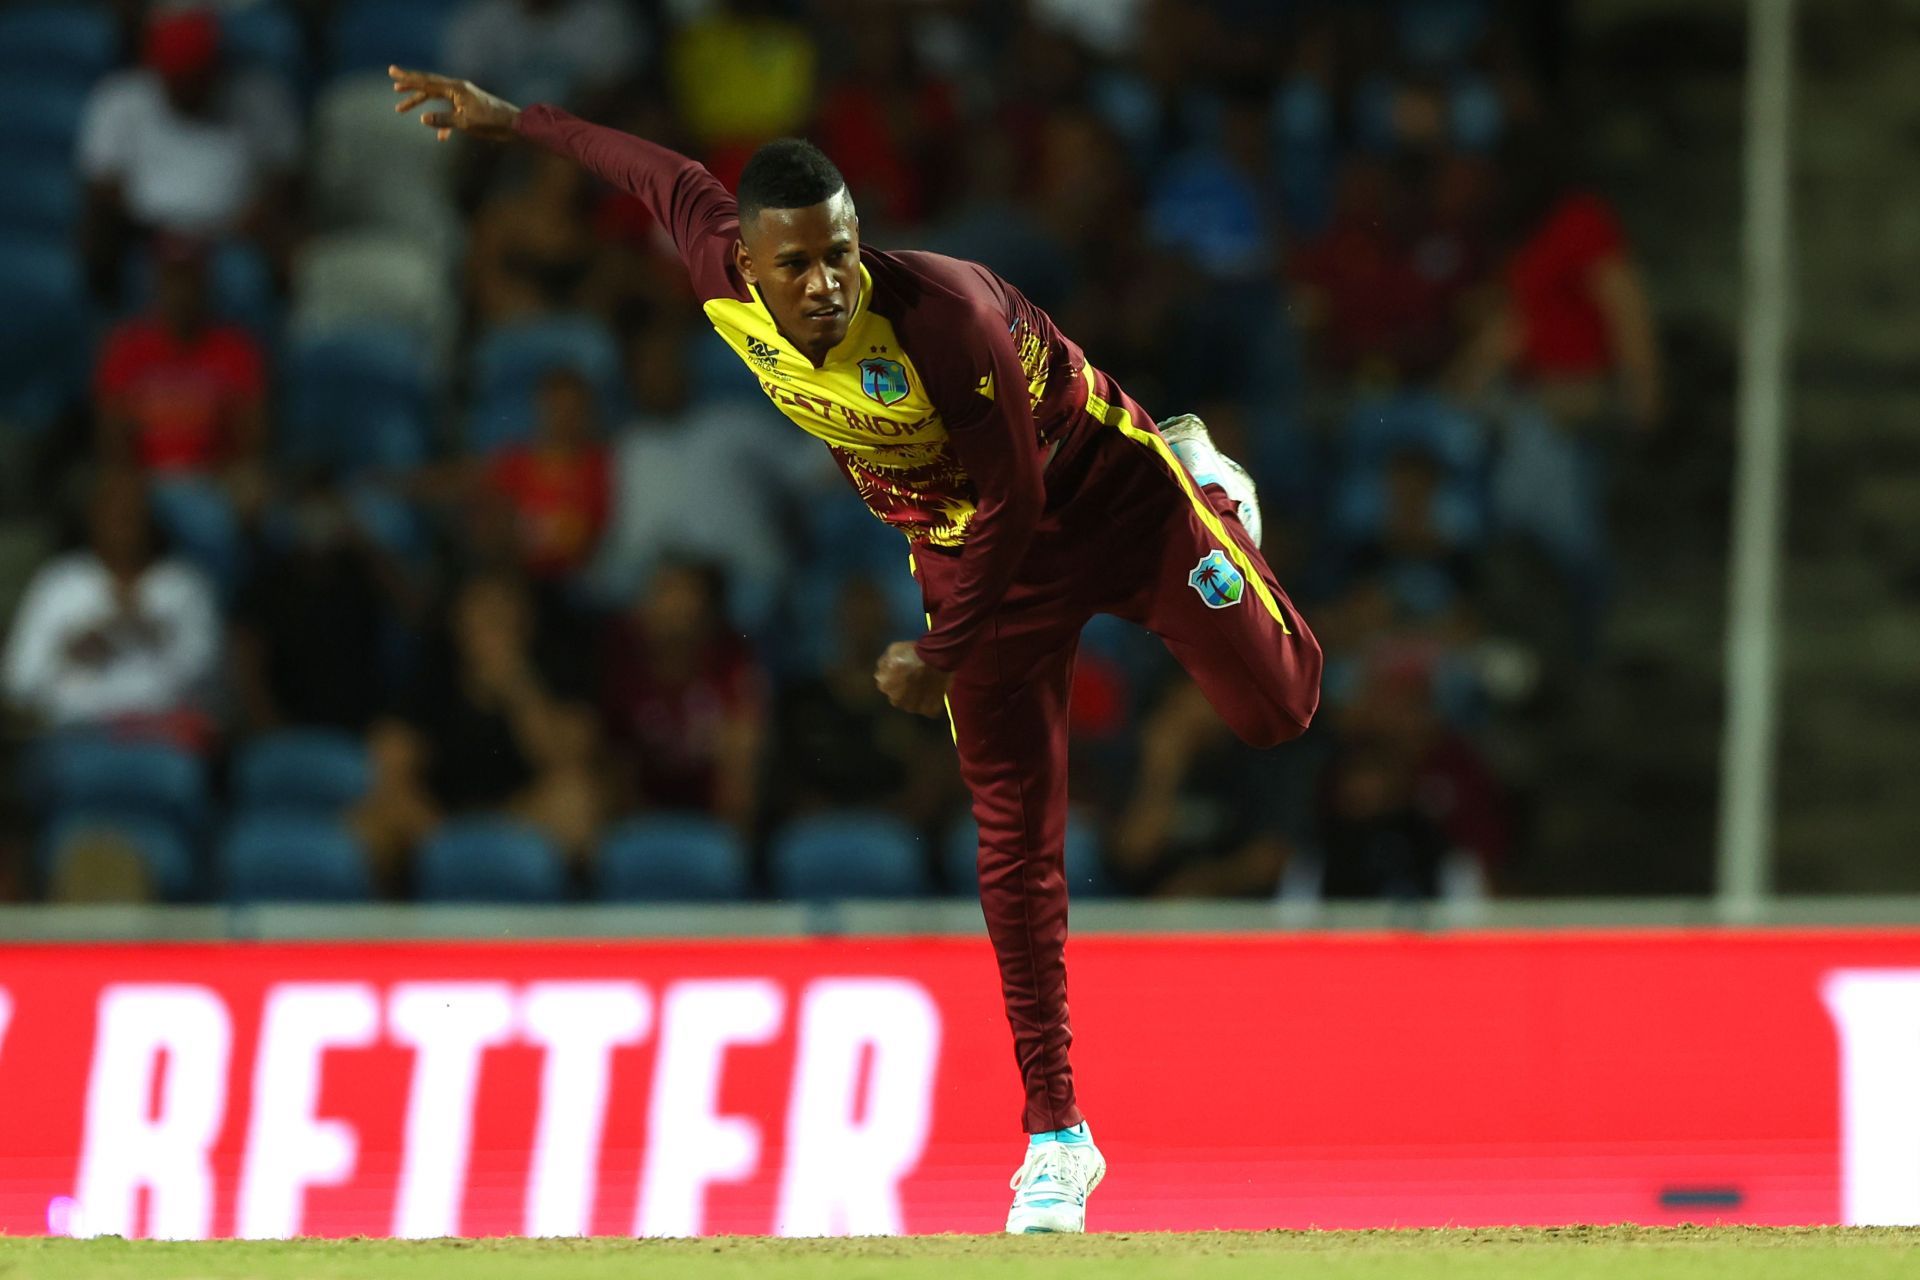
[513,105,742,301]
[390,67,742,301]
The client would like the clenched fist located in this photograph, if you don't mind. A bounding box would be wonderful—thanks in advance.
[875,641,953,719]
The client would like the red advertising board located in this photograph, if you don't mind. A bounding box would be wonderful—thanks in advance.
[1,929,1917,1239]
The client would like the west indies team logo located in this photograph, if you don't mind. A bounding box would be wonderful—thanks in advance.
[859,356,909,406]
[1188,549,1245,609]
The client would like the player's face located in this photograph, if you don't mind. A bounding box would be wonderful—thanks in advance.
[737,189,861,361]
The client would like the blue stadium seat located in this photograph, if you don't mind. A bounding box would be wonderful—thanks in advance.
[1248,403,1324,519]
[283,327,435,473]
[0,245,88,432]
[1077,612,1169,690]
[417,819,568,903]
[459,390,531,455]
[38,737,208,834]
[944,812,1115,898]
[0,78,93,161]
[1341,394,1488,478]
[328,0,461,81]
[234,730,371,815]
[1334,394,1491,548]
[1272,79,1338,237]
[597,815,750,902]
[770,812,929,901]
[801,496,916,576]
[0,5,118,81]
[1397,0,1492,70]
[768,523,919,676]
[41,812,197,901]
[203,240,280,336]
[468,315,623,452]
[222,815,374,903]
[0,247,85,312]
[1332,468,1488,551]
[148,477,245,601]
[685,330,762,406]
[344,481,429,561]
[0,164,79,241]
[221,2,307,86]
[777,565,922,678]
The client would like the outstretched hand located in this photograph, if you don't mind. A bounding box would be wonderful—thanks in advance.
[875,641,953,720]
[389,66,520,142]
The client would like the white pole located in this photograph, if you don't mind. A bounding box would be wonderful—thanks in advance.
[1716,0,1796,921]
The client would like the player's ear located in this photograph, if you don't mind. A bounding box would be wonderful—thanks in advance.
[733,238,758,287]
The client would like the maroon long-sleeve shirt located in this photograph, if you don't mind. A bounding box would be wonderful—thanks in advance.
[516,105,1095,671]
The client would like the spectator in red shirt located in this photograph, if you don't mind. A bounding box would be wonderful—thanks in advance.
[1445,135,1665,636]
[93,238,267,478]
[1292,154,1492,386]
[487,368,612,580]
[1449,136,1663,429]
[599,558,766,830]
[810,11,960,234]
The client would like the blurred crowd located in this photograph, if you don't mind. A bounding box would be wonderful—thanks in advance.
[0,0,1661,906]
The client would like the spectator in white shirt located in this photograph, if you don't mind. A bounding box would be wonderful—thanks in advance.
[589,319,832,623]
[4,470,221,747]
[77,8,302,299]
[442,0,644,110]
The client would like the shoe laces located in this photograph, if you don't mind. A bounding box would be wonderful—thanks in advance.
[1009,1142,1087,1198]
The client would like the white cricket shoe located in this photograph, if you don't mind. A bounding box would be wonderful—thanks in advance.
[1159,412,1264,549]
[1005,1126,1107,1234]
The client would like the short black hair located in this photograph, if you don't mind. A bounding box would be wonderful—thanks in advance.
[737,138,847,224]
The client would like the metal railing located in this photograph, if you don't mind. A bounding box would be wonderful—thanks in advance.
[3,894,1918,942]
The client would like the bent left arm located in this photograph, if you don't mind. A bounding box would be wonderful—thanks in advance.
[873,307,1046,716]
[907,307,1047,674]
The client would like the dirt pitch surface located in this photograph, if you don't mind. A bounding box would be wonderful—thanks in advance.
[2,1226,1915,1280]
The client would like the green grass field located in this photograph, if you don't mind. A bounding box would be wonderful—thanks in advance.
[2,1228,1915,1280]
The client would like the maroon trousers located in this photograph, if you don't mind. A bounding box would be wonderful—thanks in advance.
[912,371,1324,1132]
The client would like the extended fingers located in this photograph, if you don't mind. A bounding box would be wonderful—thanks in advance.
[393,90,437,114]
[388,65,456,92]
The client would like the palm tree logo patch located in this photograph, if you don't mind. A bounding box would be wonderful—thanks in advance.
[859,357,910,406]
[1188,549,1245,608]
